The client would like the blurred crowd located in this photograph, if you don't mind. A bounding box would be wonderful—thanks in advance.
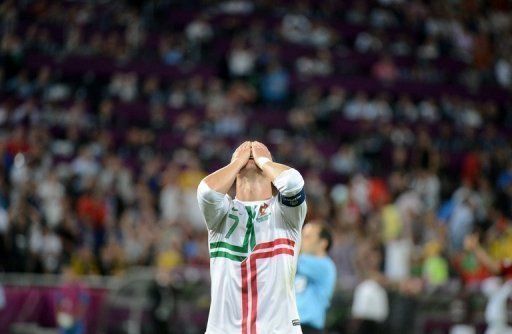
[0,0,511,304]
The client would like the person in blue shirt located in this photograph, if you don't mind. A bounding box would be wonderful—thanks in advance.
[295,220,337,334]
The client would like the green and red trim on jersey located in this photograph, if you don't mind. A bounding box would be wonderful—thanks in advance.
[209,206,257,261]
[241,238,296,334]
[208,205,297,334]
[210,237,296,334]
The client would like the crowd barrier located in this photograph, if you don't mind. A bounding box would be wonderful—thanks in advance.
[0,270,497,334]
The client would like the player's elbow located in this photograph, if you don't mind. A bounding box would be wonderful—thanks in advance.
[274,168,304,197]
[197,179,224,203]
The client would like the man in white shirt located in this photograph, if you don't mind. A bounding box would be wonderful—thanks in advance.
[197,141,307,334]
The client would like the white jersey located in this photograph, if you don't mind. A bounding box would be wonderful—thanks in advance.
[197,169,307,334]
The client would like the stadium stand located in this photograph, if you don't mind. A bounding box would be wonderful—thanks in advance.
[0,0,511,333]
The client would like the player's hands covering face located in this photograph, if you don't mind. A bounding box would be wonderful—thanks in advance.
[231,141,252,167]
[251,141,273,168]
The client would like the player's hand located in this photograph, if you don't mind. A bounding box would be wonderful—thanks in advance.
[231,141,251,169]
[251,141,272,169]
[464,233,479,251]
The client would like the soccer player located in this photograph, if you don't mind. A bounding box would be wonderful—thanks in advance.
[197,141,307,334]
[464,233,512,334]
[295,221,336,334]
[464,233,512,280]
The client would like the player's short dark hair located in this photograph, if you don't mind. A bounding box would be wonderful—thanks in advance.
[319,223,333,252]
[308,220,333,252]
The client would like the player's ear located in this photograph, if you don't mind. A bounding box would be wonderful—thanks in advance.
[320,238,328,251]
[272,184,278,196]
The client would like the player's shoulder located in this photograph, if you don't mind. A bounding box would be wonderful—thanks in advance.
[300,254,333,266]
[317,255,335,268]
[314,255,337,274]
[325,256,337,273]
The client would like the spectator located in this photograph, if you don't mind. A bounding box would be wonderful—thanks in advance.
[227,38,256,78]
[372,55,399,83]
[177,157,206,231]
[37,171,65,228]
[99,238,126,276]
[395,95,419,122]
[56,267,90,334]
[159,35,184,66]
[77,187,107,252]
[309,21,334,48]
[320,86,346,114]
[70,245,100,276]
[331,144,358,176]
[355,31,383,53]
[351,241,389,334]
[418,98,440,123]
[148,266,176,334]
[296,49,333,77]
[108,72,139,102]
[186,15,213,44]
[281,6,312,44]
[6,205,31,272]
[160,165,182,223]
[35,224,62,273]
[495,55,512,89]
[344,91,370,120]
[422,240,449,288]
[0,6,511,334]
[417,36,440,60]
[260,60,290,103]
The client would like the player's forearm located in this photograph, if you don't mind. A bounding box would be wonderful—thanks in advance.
[257,160,292,182]
[474,246,500,274]
[202,160,245,194]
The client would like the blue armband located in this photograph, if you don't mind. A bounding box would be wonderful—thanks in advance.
[279,188,306,207]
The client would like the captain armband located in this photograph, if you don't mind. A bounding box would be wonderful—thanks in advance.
[279,188,306,207]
